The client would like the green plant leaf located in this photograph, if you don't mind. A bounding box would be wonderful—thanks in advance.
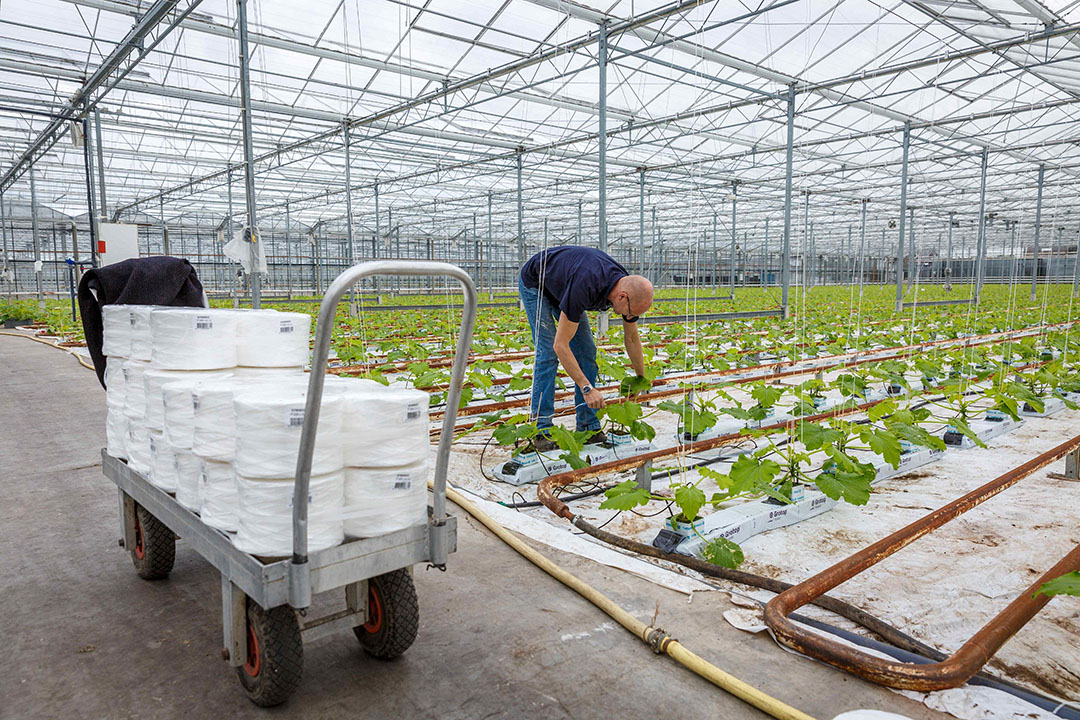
[673,484,706,522]
[1035,571,1080,598]
[599,479,651,511]
[702,537,744,568]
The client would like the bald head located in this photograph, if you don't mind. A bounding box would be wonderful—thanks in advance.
[609,274,654,318]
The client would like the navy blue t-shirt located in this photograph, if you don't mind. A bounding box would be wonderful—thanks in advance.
[520,246,630,323]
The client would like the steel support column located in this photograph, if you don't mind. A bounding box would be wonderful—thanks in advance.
[946,213,954,287]
[29,165,43,306]
[974,148,989,299]
[638,168,645,275]
[516,151,524,264]
[1031,165,1045,302]
[94,109,106,223]
[81,110,99,268]
[343,124,356,304]
[762,218,769,288]
[729,182,737,297]
[906,206,915,292]
[781,83,795,316]
[858,200,867,299]
[237,0,261,308]
[896,121,910,313]
[598,20,608,254]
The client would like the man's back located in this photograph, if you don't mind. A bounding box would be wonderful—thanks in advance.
[520,246,629,323]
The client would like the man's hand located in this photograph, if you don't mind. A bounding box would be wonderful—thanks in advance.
[585,388,606,409]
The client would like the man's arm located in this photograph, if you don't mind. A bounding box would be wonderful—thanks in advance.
[622,320,646,378]
[553,312,606,409]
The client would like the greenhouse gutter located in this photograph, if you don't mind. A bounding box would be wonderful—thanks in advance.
[763,434,1080,692]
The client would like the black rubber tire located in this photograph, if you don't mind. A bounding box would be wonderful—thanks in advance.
[236,600,303,707]
[130,504,175,580]
[353,569,419,660]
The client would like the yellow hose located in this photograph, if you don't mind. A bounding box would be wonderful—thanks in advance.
[442,485,817,720]
[0,329,96,370]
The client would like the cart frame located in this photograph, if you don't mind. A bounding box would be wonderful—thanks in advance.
[103,260,476,678]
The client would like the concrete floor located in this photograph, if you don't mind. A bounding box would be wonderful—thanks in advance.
[0,334,949,720]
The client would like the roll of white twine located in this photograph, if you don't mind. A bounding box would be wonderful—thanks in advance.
[102,304,135,358]
[150,308,238,370]
[192,376,308,461]
[343,460,429,538]
[174,449,202,511]
[122,359,150,422]
[232,365,305,378]
[233,383,345,479]
[128,305,156,362]
[341,383,431,468]
[232,471,345,556]
[106,407,129,460]
[236,309,312,368]
[127,422,152,477]
[145,368,232,431]
[199,459,238,532]
[149,431,179,493]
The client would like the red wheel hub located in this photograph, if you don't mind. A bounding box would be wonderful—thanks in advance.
[243,624,261,677]
[363,586,383,633]
[133,516,144,560]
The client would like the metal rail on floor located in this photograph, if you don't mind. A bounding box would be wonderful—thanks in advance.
[901,298,975,309]
[762,434,1080,692]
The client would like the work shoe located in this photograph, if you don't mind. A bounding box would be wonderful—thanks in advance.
[531,434,559,453]
[582,430,607,445]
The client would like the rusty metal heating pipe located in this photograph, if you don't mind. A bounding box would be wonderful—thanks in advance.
[763,434,1080,691]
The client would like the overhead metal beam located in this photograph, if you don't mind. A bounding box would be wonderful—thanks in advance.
[0,0,202,193]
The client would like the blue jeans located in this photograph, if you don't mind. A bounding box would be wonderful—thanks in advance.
[518,277,600,432]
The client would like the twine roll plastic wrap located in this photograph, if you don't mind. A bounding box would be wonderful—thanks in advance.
[232,471,345,556]
[148,431,179,493]
[127,423,152,477]
[343,460,428,538]
[191,379,244,461]
[122,359,150,422]
[342,384,430,468]
[233,384,345,479]
[191,377,305,461]
[145,368,232,431]
[236,310,311,368]
[232,365,304,378]
[128,305,156,362]
[105,356,129,459]
[174,449,202,511]
[199,459,238,532]
[102,304,135,358]
[149,308,238,370]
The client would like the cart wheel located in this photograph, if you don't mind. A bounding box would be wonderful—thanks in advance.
[236,600,303,707]
[353,569,419,660]
[130,504,175,580]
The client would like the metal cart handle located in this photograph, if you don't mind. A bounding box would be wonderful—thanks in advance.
[289,260,477,609]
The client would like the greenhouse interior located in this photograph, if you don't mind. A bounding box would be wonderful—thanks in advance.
[2,0,1079,718]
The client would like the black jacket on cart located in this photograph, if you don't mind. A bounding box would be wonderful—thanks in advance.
[78,256,208,388]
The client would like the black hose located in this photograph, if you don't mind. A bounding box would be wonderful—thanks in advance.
[573,515,1080,713]
[788,612,1080,719]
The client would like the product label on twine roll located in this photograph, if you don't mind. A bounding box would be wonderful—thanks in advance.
[149,435,156,453]
[286,407,305,427]
[404,402,422,421]
[129,312,137,327]
[193,315,213,330]
[393,474,412,491]
[192,396,200,411]
[279,320,294,334]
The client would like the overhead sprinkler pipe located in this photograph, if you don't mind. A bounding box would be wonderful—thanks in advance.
[763,434,1080,692]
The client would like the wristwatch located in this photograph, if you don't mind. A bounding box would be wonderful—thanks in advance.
[581,385,594,395]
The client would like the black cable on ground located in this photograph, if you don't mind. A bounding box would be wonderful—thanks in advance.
[787,612,1080,719]
[572,514,1080,712]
